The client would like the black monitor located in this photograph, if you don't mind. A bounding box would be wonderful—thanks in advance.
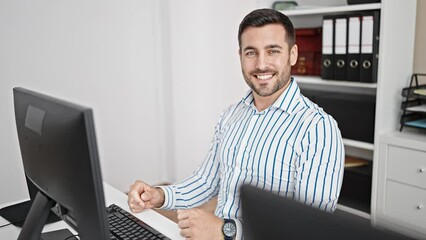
[13,87,109,240]
[240,185,413,240]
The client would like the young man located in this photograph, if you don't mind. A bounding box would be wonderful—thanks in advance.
[128,8,344,240]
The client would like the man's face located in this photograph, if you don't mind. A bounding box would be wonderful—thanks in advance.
[239,24,297,99]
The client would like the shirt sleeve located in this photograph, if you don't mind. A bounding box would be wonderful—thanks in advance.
[293,114,345,213]
[157,109,228,210]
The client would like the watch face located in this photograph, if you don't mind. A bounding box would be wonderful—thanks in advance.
[223,222,236,237]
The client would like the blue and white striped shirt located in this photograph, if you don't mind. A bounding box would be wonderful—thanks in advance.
[160,79,344,238]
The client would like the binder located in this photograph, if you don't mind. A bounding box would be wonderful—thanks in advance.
[346,14,361,82]
[333,15,348,80]
[360,11,380,83]
[321,15,334,80]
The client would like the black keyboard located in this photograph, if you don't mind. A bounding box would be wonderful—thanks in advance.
[107,204,170,240]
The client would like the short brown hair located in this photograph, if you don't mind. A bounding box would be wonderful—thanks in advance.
[238,9,295,48]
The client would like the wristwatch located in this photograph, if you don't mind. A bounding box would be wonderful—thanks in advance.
[222,219,237,240]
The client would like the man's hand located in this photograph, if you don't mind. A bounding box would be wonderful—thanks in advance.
[177,208,223,240]
[127,180,165,213]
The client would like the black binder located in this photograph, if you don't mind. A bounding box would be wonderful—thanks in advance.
[346,14,362,82]
[333,15,348,80]
[321,15,334,80]
[360,11,380,83]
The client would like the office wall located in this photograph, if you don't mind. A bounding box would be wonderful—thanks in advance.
[414,0,426,73]
[0,0,172,204]
[168,0,256,181]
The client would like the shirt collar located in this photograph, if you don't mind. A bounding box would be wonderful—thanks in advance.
[241,77,301,114]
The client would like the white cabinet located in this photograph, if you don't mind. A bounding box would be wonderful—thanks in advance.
[372,131,426,239]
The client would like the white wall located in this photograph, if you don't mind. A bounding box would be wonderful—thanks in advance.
[168,0,257,180]
[414,0,426,73]
[0,0,172,204]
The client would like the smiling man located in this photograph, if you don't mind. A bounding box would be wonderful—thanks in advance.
[128,9,345,240]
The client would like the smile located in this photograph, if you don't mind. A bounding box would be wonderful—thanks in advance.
[255,74,274,80]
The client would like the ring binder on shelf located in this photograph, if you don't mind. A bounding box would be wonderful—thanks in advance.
[360,11,380,83]
[333,15,348,80]
[321,15,334,80]
[346,14,361,82]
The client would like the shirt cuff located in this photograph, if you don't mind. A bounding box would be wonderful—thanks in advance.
[155,185,175,210]
[233,218,243,240]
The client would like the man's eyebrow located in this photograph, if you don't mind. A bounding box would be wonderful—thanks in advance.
[242,44,283,52]
[243,44,283,52]
[265,44,283,49]
[242,46,256,52]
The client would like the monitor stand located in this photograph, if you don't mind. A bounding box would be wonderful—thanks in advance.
[41,229,77,240]
[0,200,60,227]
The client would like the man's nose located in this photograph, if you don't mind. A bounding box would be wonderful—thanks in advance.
[255,53,268,70]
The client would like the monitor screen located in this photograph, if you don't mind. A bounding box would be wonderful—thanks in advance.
[240,184,412,240]
[13,87,109,239]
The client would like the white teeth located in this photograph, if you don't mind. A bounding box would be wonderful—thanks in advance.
[256,74,273,80]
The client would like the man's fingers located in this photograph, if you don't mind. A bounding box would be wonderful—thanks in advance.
[141,191,152,201]
[127,180,153,212]
[176,209,184,220]
[129,203,144,213]
[179,228,191,238]
[177,218,191,229]
[177,209,191,220]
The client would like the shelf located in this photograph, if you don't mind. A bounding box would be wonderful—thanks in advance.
[406,104,426,113]
[295,76,377,89]
[337,204,370,219]
[404,118,426,129]
[281,3,381,16]
[343,138,374,151]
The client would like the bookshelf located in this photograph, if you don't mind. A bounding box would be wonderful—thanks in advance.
[295,76,377,89]
[282,3,381,16]
[278,0,418,231]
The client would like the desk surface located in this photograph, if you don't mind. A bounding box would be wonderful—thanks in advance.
[0,183,183,240]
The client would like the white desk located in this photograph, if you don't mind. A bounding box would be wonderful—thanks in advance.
[0,183,183,239]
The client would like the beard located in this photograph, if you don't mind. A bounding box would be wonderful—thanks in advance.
[243,64,292,97]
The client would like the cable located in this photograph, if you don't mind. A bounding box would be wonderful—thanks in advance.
[0,218,25,228]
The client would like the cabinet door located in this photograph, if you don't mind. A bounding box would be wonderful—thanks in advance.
[385,181,426,231]
[387,146,426,189]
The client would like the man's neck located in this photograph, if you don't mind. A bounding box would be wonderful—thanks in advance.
[253,95,277,112]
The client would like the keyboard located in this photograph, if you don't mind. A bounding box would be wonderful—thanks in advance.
[107,204,171,240]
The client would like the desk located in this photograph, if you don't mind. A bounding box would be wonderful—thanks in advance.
[0,183,183,240]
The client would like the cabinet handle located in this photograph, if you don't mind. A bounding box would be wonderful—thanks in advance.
[417,205,424,210]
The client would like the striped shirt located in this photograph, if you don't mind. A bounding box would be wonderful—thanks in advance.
[159,79,344,239]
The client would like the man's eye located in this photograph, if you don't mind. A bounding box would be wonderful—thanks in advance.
[269,49,280,54]
[245,51,256,56]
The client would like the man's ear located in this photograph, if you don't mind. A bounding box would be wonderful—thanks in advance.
[290,44,298,66]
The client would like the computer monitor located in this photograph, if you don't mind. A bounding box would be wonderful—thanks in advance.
[240,185,412,240]
[13,87,110,240]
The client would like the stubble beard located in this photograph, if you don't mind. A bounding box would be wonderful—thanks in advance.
[243,65,292,97]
